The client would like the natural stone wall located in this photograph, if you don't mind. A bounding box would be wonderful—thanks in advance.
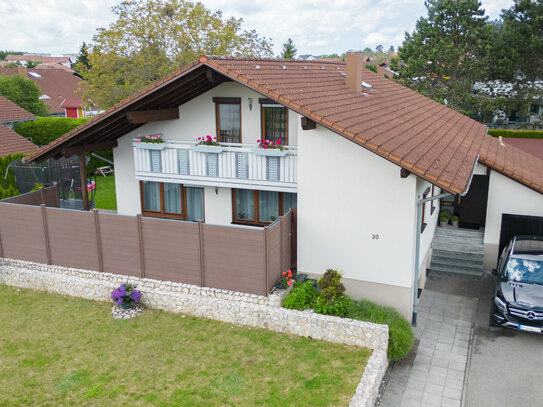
[350,350,389,407]
[0,258,389,405]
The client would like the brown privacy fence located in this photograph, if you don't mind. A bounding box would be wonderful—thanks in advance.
[0,193,295,296]
[2,185,60,208]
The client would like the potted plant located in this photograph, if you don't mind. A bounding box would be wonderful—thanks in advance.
[275,269,295,289]
[111,283,142,309]
[134,133,165,150]
[252,138,288,157]
[451,215,459,227]
[439,210,451,227]
[192,135,223,153]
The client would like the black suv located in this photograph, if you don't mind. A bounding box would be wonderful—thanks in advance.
[490,236,543,333]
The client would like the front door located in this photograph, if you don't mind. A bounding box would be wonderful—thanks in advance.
[455,175,489,228]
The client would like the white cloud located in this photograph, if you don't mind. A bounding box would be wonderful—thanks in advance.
[0,0,515,56]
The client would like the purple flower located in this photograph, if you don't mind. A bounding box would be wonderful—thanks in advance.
[131,289,142,303]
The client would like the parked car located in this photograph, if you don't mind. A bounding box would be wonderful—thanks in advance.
[490,236,543,333]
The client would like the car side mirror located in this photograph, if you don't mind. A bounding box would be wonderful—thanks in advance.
[491,269,499,277]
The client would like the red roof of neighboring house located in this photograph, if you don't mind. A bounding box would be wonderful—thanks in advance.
[35,62,74,72]
[25,56,543,195]
[60,98,82,109]
[0,67,82,114]
[5,54,71,64]
[0,124,37,156]
[502,138,543,162]
[0,95,37,123]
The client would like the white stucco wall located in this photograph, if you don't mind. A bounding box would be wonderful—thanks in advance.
[417,178,439,284]
[297,121,418,289]
[483,170,543,268]
[112,82,299,216]
[203,186,232,226]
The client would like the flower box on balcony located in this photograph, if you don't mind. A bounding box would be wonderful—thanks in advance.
[134,143,165,151]
[251,148,288,157]
[192,145,224,154]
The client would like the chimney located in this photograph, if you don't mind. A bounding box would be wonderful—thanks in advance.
[345,52,363,93]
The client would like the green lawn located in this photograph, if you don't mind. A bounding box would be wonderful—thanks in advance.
[0,285,370,406]
[93,174,117,210]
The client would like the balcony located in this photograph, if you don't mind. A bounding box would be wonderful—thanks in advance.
[133,140,297,192]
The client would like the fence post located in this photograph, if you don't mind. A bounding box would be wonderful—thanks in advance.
[137,215,146,278]
[53,182,60,208]
[0,207,4,258]
[198,220,205,287]
[264,226,269,295]
[39,187,45,205]
[93,209,104,273]
[40,204,52,265]
[291,208,297,269]
[279,215,284,272]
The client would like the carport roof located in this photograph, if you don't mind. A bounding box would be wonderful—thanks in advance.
[25,56,543,196]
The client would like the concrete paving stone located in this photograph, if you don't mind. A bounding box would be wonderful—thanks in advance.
[452,338,469,348]
[435,342,453,353]
[409,368,429,381]
[414,354,432,366]
[392,364,412,377]
[427,371,447,386]
[419,338,437,349]
[443,386,462,400]
[400,396,422,407]
[448,360,466,372]
[436,335,454,345]
[430,358,449,368]
[403,388,424,401]
[405,378,426,392]
[449,353,467,364]
[445,369,464,381]
[421,392,442,406]
[441,397,461,407]
[444,376,464,391]
[428,365,448,377]
[424,382,444,396]
[434,350,452,361]
[417,346,434,357]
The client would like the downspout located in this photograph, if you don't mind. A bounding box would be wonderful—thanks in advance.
[412,155,480,326]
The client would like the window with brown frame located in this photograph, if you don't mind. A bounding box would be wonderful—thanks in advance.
[260,102,288,145]
[140,181,204,221]
[213,97,241,143]
[232,189,297,226]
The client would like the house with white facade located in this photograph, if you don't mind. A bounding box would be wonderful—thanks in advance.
[26,54,543,321]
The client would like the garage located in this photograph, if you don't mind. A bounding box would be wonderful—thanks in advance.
[498,213,543,257]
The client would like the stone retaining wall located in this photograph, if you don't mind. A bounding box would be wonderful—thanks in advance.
[0,258,389,405]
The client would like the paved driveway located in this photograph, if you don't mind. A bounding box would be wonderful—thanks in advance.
[424,271,543,406]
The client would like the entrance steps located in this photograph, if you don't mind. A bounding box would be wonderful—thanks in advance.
[430,226,484,277]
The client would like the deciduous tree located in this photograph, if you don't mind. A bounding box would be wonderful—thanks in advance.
[0,74,49,116]
[83,0,273,109]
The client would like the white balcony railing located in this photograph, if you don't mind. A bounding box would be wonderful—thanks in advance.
[133,140,297,192]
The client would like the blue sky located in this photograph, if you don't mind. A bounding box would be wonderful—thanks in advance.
[0,0,514,57]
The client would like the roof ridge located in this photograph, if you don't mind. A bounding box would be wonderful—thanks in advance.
[205,55,345,65]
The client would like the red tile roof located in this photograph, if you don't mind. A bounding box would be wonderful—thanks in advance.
[60,98,82,109]
[0,124,37,156]
[0,67,82,114]
[25,56,543,195]
[501,138,543,162]
[0,95,37,123]
[5,54,71,64]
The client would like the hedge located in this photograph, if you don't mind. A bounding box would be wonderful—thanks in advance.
[14,117,89,146]
[14,117,112,175]
[488,129,543,139]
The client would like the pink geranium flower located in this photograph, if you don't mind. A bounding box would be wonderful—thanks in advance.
[136,138,141,142]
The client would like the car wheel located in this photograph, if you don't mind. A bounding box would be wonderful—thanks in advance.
[489,304,501,327]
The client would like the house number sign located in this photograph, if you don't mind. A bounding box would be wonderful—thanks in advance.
[371,234,380,240]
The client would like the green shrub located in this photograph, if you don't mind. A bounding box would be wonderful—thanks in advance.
[439,210,451,222]
[282,281,317,310]
[346,300,413,361]
[488,129,543,139]
[15,117,89,146]
[314,269,350,316]
[0,153,23,199]
[365,64,377,73]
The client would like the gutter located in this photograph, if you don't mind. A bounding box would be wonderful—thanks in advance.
[412,155,480,326]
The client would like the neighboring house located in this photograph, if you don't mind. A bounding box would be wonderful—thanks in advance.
[60,99,84,118]
[473,79,543,128]
[0,66,83,117]
[26,54,543,320]
[5,54,72,69]
[0,95,38,155]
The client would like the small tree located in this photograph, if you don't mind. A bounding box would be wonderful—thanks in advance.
[25,60,42,68]
[280,38,297,59]
[0,74,49,116]
[73,42,91,77]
